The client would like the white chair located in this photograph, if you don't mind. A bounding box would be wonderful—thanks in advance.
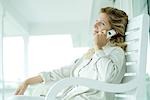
[45,14,149,100]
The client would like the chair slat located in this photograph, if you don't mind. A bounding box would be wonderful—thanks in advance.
[115,97,133,100]
[115,94,135,100]
[126,61,137,73]
[125,51,138,62]
[126,41,139,51]
[115,89,136,100]
[121,75,135,83]
[115,95,134,100]
[126,64,137,73]
[125,31,140,42]
[126,20,140,31]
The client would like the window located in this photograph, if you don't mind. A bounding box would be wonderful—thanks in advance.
[3,36,24,82]
[3,34,89,81]
[28,34,89,76]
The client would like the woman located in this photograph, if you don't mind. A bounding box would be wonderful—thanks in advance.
[9,7,128,100]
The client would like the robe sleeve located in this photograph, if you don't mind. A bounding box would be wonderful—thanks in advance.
[95,47,125,83]
[39,59,79,84]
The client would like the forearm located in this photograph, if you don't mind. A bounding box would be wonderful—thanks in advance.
[25,75,43,85]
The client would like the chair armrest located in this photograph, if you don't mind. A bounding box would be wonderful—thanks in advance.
[45,77,137,100]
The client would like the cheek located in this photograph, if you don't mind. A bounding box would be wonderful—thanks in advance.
[98,26,107,31]
[103,25,111,31]
[98,25,105,30]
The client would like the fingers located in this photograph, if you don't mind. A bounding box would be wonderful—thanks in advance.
[15,87,23,95]
[15,88,25,95]
[14,85,22,95]
[14,88,20,95]
[17,89,25,95]
[14,83,27,95]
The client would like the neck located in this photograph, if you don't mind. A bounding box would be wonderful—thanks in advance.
[94,45,103,51]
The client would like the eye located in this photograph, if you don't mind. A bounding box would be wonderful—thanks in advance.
[99,22,105,26]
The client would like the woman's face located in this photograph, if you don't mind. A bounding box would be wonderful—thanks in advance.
[93,13,111,36]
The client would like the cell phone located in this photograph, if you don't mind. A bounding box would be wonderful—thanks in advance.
[106,29,117,39]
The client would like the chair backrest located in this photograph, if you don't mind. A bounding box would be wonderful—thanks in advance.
[114,14,149,100]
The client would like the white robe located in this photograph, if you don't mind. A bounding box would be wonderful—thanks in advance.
[8,43,126,100]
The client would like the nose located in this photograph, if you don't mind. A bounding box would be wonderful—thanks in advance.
[93,24,99,35]
[94,20,101,31]
[94,20,99,29]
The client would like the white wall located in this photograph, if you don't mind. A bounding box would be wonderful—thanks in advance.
[132,0,148,17]
[29,20,89,47]
[3,12,28,36]
[0,2,4,100]
[0,0,3,81]
[114,0,133,19]
[0,0,29,34]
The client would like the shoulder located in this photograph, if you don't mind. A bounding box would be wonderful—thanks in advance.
[104,46,125,56]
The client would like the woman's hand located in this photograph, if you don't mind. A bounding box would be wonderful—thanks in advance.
[15,80,28,95]
[93,30,108,50]
[14,75,43,95]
